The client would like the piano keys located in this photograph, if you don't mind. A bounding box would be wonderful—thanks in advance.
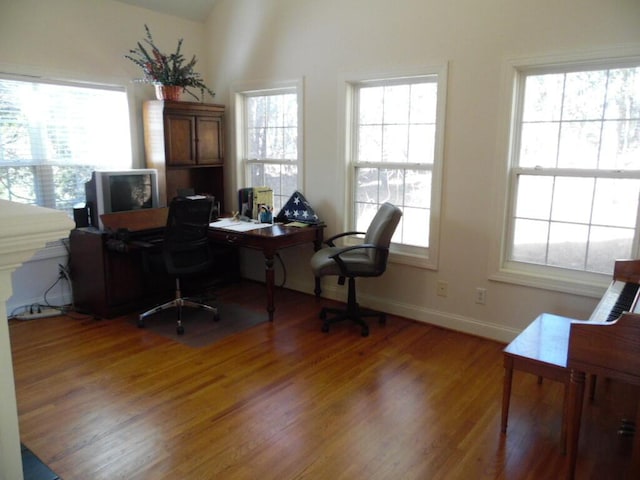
[589,280,640,323]
[588,259,640,323]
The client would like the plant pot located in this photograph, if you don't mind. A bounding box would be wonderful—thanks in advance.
[155,85,182,101]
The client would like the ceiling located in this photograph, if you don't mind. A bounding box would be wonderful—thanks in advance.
[115,0,218,22]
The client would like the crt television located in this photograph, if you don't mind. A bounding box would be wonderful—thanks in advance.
[85,169,160,229]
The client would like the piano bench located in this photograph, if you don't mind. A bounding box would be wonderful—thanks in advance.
[501,312,577,454]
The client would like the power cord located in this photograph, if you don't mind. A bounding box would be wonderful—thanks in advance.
[8,263,73,320]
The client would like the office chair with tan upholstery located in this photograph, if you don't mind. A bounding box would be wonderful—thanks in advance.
[310,202,402,337]
[138,196,219,335]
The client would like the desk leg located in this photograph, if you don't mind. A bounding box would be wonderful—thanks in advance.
[561,381,569,454]
[501,355,514,434]
[313,230,322,297]
[566,369,585,480]
[265,253,275,321]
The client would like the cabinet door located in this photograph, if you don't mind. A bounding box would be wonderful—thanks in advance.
[165,114,195,165]
[196,116,223,165]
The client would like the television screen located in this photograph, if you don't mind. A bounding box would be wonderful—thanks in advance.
[85,169,160,229]
[108,174,154,212]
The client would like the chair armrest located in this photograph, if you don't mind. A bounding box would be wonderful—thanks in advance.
[325,231,366,247]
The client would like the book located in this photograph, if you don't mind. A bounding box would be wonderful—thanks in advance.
[238,187,254,219]
[252,187,273,222]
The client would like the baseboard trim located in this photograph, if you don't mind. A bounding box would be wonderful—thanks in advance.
[286,279,517,344]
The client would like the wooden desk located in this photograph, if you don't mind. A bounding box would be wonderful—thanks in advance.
[69,227,238,319]
[69,209,323,320]
[502,313,576,452]
[208,223,324,320]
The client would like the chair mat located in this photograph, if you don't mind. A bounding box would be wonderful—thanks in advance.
[130,302,268,348]
[21,443,60,480]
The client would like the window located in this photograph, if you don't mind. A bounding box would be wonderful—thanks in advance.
[347,69,447,266]
[504,59,640,280]
[234,81,302,212]
[0,76,132,215]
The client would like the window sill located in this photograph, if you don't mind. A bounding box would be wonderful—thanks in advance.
[389,250,437,270]
[489,264,611,299]
[342,236,437,270]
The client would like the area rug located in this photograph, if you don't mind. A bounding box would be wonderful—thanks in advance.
[132,302,268,348]
[22,443,60,480]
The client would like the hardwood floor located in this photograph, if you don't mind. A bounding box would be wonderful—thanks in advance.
[9,282,638,479]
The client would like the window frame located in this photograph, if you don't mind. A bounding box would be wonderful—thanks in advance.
[342,65,448,269]
[491,51,640,296]
[231,78,304,211]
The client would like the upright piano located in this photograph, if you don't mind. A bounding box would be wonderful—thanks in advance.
[566,259,640,479]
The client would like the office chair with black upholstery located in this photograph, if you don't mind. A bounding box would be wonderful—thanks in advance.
[310,202,402,337]
[138,196,219,335]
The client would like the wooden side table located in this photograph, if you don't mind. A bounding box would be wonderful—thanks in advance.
[501,313,577,452]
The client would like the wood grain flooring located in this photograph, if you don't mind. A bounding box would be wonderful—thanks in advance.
[9,282,638,479]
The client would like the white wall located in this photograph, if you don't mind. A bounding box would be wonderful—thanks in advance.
[1,0,640,341]
[6,245,70,316]
[205,0,640,340]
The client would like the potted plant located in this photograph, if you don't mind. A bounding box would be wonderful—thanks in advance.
[125,25,215,102]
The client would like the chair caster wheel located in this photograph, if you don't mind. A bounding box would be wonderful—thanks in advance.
[361,327,369,337]
[213,312,220,322]
[137,319,145,328]
[321,323,329,333]
[176,325,185,335]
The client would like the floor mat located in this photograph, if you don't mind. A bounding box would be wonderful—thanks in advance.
[132,302,268,348]
[22,443,60,480]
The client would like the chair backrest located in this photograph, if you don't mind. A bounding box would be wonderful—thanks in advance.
[363,202,403,273]
[163,197,214,275]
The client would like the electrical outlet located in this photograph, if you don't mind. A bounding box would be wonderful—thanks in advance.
[437,280,448,297]
[475,287,487,305]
